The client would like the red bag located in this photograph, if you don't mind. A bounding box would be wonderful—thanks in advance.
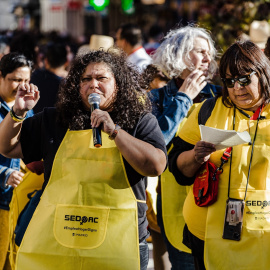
[193,148,231,207]
[193,161,221,207]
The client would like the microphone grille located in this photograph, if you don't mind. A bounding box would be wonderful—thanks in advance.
[88,93,100,105]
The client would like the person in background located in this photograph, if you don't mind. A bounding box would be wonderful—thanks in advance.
[0,35,10,60]
[144,25,164,55]
[169,40,270,270]
[149,25,222,270]
[77,34,114,56]
[0,52,34,270]
[115,23,152,72]
[0,48,167,270]
[30,42,68,114]
[9,31,39,69]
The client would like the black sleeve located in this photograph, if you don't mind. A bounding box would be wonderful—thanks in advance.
[124,112,168,187]
[133,112,167,157]
[20,111,44,164]
[168,136,196,186]
[20,108,67,185]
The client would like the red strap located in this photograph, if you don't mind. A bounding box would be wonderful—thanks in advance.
[220,147,231,163]
[250,105,264,120]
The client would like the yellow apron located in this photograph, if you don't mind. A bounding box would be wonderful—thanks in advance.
[161,104,199,253]
[16,129,140,270]
[8,162,44,270]
[202,102,270,269]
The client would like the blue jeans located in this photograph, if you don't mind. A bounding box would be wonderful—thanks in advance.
[140,239,149,270]
[157,194,195,270]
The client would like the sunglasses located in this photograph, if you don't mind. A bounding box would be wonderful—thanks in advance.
[222,71,256,88]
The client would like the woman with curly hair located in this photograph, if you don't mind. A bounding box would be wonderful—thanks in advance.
[0,49,167,270]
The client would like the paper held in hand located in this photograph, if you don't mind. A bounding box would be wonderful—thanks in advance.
[199,125,251,150]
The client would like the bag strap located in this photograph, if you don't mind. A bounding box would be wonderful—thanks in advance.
[198,97,218,125]
[212,148,231,179]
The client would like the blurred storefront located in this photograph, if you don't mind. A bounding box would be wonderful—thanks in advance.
[0,0,202,39]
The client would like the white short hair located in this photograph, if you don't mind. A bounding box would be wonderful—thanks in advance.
[151,25,218,79]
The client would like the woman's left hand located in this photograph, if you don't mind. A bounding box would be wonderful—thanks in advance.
[193,141,216,164]
[90,109,115,136]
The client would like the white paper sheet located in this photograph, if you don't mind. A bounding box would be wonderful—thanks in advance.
[199,125,251,150]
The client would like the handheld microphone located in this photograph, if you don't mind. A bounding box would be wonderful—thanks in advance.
[88,93,102,148]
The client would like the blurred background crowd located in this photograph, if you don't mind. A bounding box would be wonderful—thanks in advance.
[1,0,270,65]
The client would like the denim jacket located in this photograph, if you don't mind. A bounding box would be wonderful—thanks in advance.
[149,79,222,146]
[0,97,34,210]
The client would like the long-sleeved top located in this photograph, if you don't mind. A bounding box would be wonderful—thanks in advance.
[149,78,222,145]
[0,97,34,210]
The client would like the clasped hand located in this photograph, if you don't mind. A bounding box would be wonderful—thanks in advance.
[14,83,40,116]
[6,170,24,188]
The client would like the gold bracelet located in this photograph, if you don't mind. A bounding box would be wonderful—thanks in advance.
[10,106,26,122]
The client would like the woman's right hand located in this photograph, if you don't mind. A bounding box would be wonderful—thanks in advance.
[14,83,40,117]
[6,170,25,188]
[179,70,207,100]
[193,140,216,164]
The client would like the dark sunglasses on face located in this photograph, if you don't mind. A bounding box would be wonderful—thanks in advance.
[222,71,256,88]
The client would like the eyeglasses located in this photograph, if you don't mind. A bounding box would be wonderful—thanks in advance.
[222,71,256,88]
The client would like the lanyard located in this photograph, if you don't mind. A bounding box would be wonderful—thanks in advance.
[227,105,263,200]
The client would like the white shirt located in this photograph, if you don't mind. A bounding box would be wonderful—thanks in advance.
[127,46,152,72]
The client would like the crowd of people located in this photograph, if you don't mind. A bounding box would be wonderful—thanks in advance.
[0,20,270,270]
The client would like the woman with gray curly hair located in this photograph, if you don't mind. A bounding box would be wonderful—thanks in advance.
[151,25,218,80]
[149,24,222,270]
[0,48,167,270]
[150,24,221,145]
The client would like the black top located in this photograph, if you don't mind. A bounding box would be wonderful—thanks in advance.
[20,108,167,242]
[30,69,63,114]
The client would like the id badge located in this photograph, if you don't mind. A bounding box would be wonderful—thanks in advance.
[222,198,245,241]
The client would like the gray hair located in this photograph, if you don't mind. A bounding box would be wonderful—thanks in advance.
[151,25,218,79]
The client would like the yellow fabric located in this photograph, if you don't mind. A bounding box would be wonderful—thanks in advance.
[161,104,199,252]
[8,167,44,270]
[146,190,161,233]
[178,100,214,240]
[16,130,140,270]
[0,209,10,270]
[179,97,270,269]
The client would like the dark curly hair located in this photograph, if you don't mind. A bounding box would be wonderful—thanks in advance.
[56,48,151,130]
[140,64,169,91]
[219,40,270,108]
